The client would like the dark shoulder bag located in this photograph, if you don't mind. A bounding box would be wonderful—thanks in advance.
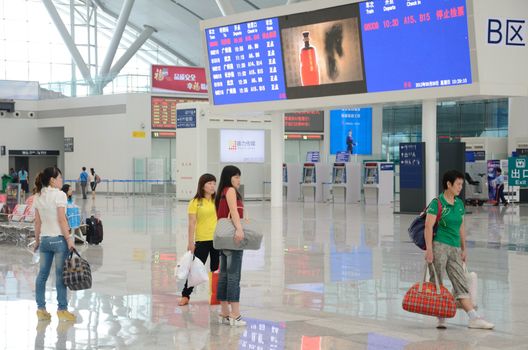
[408,198,443,250]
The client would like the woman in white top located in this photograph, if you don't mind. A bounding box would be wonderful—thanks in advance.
[34,167,76,322]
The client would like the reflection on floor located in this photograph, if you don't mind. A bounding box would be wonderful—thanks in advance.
[1,196,527,349]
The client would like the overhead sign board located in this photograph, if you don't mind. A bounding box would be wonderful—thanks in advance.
[9,150,60,156]
[508,157,528,187]
[204,0,472,106]
[284,111,324,133]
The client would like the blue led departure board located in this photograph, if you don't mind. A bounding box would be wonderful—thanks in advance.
[204,0,472,105]
[359,0,472,92]
[205,18,287,105]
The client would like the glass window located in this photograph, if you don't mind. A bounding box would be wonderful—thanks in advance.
[383,99,509,160]
[0,0,193,94]
[4,1,28,21]
[4,40,29,61]
[28,62,51,83]
[28,42,52,63]
[5,61,29,80]
[382,105,422,160]
[459,102,486,137]
[51,63,72,81]
[5,19,28,41]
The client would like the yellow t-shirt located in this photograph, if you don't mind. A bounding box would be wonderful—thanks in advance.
[187,198,217,242]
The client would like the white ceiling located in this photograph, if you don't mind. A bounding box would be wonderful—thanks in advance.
[96,0,295,66]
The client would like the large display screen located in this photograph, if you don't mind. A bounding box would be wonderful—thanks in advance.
[220,129,265,163]
[359,0,472,92]
[205,18,287,105]
[330,108,372,155]
[204,0,472,105]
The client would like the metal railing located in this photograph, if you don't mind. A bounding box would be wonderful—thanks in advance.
[64,179,176,197]
[40,74,151,98]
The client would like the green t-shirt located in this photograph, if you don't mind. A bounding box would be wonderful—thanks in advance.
[426,193,465,247]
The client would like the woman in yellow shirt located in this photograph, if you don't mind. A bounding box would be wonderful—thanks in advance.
[179,173,219,306]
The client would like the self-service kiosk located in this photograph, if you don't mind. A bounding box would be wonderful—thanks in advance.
[363,162,394,205]
[332,162,361,203]
[283,163,302,202]
[301,163,331,202]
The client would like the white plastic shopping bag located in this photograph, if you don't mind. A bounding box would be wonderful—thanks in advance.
[464,264,478,308]
[175,251,193,280]
[187,258,208,287]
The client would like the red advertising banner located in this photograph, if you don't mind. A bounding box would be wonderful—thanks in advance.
[151,65,208,95]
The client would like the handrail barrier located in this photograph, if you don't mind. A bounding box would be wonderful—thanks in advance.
[64,179,177,198]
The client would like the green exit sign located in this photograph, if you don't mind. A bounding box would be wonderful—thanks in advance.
[508,157,528,187]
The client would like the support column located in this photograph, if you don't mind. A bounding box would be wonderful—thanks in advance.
[322,109,330,163]
[271,113,284,208]
[69,0,77,97]
[422,99,437,202]
[508,97,528,153]
[102,25,157,89]
[42,0,94,89]
[372,105,383,159]
[99,0,135,79]
[269,207,284,295]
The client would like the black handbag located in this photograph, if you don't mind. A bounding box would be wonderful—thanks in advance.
[408,198,442,250]
[63,249,92,290]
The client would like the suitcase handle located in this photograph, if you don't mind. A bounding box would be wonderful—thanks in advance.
[420,263,441,295]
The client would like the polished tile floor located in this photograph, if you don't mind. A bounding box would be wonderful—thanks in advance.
[1,196,528,349]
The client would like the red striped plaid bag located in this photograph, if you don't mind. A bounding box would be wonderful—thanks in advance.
[402,263,456,318]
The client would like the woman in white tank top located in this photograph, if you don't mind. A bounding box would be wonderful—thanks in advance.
[33,167,76,323]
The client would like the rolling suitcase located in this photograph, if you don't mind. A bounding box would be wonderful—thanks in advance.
[86,216,103,245]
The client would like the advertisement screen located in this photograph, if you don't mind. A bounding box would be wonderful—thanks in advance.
[220,129,265,163]
[330,108,372,155]
[359,0,472,92]
[279,3,366,99]
[151,65,208,95]
[205,18,287,105]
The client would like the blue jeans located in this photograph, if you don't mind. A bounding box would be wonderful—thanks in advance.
[35,236,69,310]
[217,250,243,302]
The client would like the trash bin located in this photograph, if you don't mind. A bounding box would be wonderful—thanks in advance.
[1,175,12,193]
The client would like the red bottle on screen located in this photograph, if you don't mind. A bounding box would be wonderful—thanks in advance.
[300,31,320,86]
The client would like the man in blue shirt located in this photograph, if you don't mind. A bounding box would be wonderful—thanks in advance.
[18,168,29,193]
[494,168,508,206]
[79,167,89,199]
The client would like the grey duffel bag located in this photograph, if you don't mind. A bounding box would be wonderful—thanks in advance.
[213,218,263,250]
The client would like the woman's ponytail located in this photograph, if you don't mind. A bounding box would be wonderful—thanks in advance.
[33,167,62,194]
[34,172,43,194]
